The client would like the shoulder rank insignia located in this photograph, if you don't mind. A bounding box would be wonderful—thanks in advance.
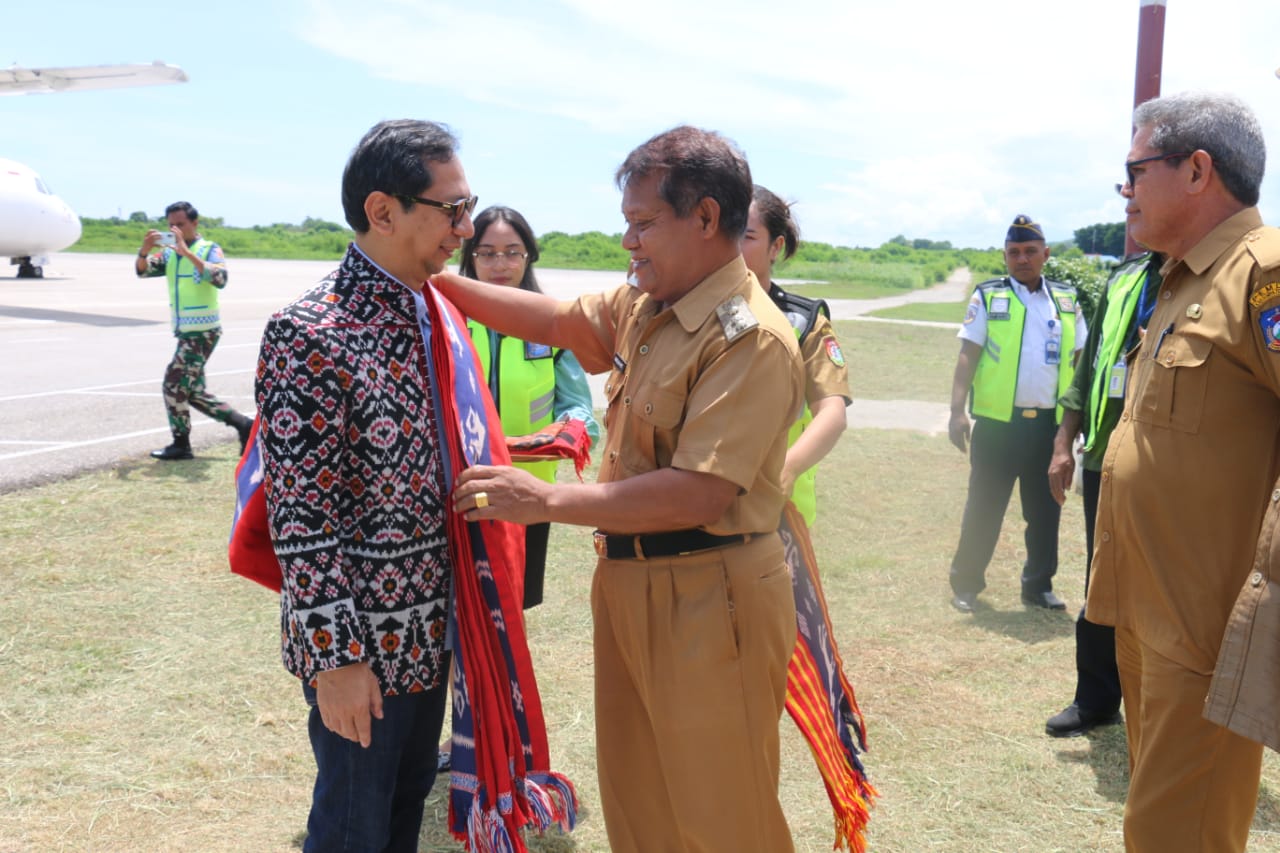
[716,294,758,342]
[1245,227,1280,271]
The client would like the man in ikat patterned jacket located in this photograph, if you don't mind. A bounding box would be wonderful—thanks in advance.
[253,119,478,852]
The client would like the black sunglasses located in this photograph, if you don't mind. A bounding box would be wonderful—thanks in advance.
[393,193,478,226]
[1114,152,1192,195]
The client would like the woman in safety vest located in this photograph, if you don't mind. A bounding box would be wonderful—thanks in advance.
[457,206,600,608]
[741,186,852,528]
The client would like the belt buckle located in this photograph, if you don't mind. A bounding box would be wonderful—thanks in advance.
[1021,408,1038,419]
[592,531,608,557]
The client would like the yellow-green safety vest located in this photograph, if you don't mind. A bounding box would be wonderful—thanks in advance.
[467,319,559,483]
[1084,263,1148,453]
[167,239,221,334]
[769,283,826,527]
[970,278,1077,423]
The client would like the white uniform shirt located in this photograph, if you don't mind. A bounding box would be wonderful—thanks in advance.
[957,276,1089,409]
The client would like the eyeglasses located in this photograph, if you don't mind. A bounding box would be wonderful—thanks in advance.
[473,250,529,264]
[1114,152,1192,195]
[393,193,478,227]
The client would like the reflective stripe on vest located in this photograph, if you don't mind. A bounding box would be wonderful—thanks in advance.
[467,319,559,483]
[1084,265,1147,453]
[970,279,1077,423]
[167,239,220,334]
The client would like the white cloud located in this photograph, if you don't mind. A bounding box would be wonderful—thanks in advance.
[292,0,1280,246]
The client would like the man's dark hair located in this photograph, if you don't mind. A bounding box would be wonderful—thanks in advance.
[1134,91,1266,207]
[615,126,753,239]
[165,201,198,221]
[458,205,543,293]
[752,185,800,261]
[341,120,459,233]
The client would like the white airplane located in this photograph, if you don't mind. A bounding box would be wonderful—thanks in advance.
[0,61,187,278]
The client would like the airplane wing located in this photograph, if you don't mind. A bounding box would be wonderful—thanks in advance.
[0,61,187,96]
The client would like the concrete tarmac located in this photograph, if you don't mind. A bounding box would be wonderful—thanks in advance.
[0,253,629,493]
[0,253,961,493]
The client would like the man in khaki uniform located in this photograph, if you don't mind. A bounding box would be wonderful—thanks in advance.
[434,126,803,853]
[1089,91,1280,852]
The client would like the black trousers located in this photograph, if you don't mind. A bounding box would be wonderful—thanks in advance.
[1074,467,1122,714]
[950,414,1061,596]
[522,521,551,610]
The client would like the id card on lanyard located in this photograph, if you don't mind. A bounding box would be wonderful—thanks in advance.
[1108,360,1127,398]
[1045,318,1060,365]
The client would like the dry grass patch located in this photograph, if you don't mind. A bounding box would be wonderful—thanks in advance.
[4,319,1280,851]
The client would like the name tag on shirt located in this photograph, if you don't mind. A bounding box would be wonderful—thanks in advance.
[989,296,1011,321]
[525,341,553,360]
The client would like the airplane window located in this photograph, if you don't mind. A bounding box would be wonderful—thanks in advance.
[34,177,53,194]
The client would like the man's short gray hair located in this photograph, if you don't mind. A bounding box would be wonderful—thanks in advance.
[1134,91,1266,207]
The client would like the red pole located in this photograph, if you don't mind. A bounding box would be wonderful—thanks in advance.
[1126,0,1167,255]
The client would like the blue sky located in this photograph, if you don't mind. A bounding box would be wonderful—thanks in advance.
[4,0,1279,249]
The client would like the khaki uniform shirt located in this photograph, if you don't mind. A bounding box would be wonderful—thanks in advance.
[1205,480,1280,750]
[554,256,803,536]
[1088,208,1280,675]
[800,312,852,409]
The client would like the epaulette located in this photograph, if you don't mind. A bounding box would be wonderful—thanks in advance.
[1245,227,1280,271]
[716,294,759,343]
[975,277,1010,294]
[768,284,828,338]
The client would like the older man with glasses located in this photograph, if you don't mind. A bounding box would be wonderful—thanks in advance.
[1087,91,1280,853]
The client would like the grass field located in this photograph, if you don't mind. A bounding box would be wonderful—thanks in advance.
[866,301,970,325]
[3,319,1280,852]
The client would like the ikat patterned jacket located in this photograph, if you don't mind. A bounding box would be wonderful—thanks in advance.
[255,244,452,694]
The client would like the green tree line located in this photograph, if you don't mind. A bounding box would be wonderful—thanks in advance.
[70,215,1010,291]
[1073,222,1127,257]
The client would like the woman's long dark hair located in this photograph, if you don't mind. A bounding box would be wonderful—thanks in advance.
[458,205,542,293]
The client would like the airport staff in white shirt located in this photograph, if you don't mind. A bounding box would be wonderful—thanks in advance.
[946,214,1088,614]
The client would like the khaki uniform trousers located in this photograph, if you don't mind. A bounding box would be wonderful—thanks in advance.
[592,532,797,853]
[1116,627,1263,852]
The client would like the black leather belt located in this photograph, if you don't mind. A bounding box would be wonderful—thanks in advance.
[592,529,750,560]
[1015,407,1055,419]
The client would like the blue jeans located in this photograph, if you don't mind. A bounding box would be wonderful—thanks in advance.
[302,679,449,853]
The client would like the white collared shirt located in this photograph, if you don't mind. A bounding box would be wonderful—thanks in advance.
[958,276,1089,409]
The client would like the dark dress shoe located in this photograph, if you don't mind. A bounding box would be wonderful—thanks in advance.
[951,592,978,613]
[150,442,194,461]
[1045,702,1123,737]
[1022,590,1066,610]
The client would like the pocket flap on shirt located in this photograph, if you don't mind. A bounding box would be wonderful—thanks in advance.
[1155,333,1212,369]
[635,385,684,430]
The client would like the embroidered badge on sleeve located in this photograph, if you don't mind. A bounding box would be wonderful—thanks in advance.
[1260,305,1280,353]
[1250,281,1280,310]
[823,335,846,367]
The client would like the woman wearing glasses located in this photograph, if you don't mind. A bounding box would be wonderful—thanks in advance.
[457,205,600,609]
[740,186,851,528]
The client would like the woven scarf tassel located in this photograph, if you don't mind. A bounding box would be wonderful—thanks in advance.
[520,771,579,834]
[464,791,518,853]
